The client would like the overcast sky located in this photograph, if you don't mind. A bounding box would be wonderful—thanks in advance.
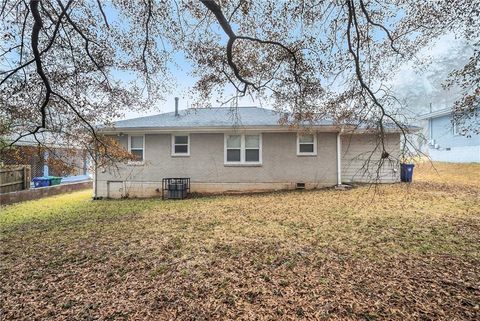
[388,34,471,117]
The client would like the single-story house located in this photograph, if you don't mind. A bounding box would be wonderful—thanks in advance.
[419,108,479,163]
[96,105,405,198]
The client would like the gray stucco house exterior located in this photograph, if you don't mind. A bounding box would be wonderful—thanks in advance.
[420,108,479,163]
[96,106,402,198]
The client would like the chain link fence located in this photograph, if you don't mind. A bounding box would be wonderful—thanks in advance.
[1,146,88,179]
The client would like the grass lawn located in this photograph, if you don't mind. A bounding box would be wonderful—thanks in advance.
[1,162,479,320]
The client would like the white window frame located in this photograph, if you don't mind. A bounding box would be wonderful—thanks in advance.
[452,118,460,136]
[297,133,317,156]
[224,133,262,165]
[171,133,190,156]
[127,134,145,164]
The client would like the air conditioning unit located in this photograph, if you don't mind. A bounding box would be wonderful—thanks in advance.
[434,144,440,149]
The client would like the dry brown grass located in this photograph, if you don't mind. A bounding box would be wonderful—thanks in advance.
[415,161,480,187]
[1,162,479,320]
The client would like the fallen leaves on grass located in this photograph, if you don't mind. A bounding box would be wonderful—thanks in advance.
[0,163,479,320]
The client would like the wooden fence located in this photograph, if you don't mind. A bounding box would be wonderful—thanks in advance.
[0,166,31,194]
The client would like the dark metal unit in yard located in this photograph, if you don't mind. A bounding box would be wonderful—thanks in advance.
[162,178,190,200]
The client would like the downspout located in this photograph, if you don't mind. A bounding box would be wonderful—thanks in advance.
[429,118,433,141]
[336,128,343,186]
[429,103,433,142]
[93,141,98,199]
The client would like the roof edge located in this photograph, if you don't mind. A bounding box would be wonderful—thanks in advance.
[418,108,452,120]
[98,124,419,134]
[98,125,340,133]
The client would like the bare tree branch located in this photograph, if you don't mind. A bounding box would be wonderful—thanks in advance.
[96,0,110,29]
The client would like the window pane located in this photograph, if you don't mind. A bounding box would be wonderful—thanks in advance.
[227,135,241,148]
[453,120,461,135]
[299,144,314,153]
[131,149,143,161]
[174,145,188,154]
[245,149,259,162]
[226,149,241,162]
[245,135,259,148]
[174,135,188,144]
[299,134,314,143]
[131,136,143,149]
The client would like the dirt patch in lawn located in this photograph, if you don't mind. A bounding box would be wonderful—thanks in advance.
[1,163,479,320]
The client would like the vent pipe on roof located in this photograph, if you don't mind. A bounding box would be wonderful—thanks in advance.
[175,97,179,117]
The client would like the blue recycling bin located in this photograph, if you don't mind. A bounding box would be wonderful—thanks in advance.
[32,177,51,188]
[400,164,415,182]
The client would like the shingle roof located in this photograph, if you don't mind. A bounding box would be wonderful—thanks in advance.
[110,106,332,129]
[105,106,419,133]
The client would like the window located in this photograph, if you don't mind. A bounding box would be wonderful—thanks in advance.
[245,135,260,162]
[452,118,460,136]
[129,135,144,162]
[172,134,190,156]
[225,134,262,164]
[226,135,241,162]
[297,133,317,156]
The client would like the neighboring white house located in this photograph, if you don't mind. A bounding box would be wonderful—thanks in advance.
[419,108,480,163]
[96,106,408,198]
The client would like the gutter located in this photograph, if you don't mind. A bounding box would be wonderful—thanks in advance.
[417,108,452,120]
[97,124,414,135]
[97,125,343,134]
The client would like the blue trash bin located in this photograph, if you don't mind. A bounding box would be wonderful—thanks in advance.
[400,164,415,182]
[32,177,51,188]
